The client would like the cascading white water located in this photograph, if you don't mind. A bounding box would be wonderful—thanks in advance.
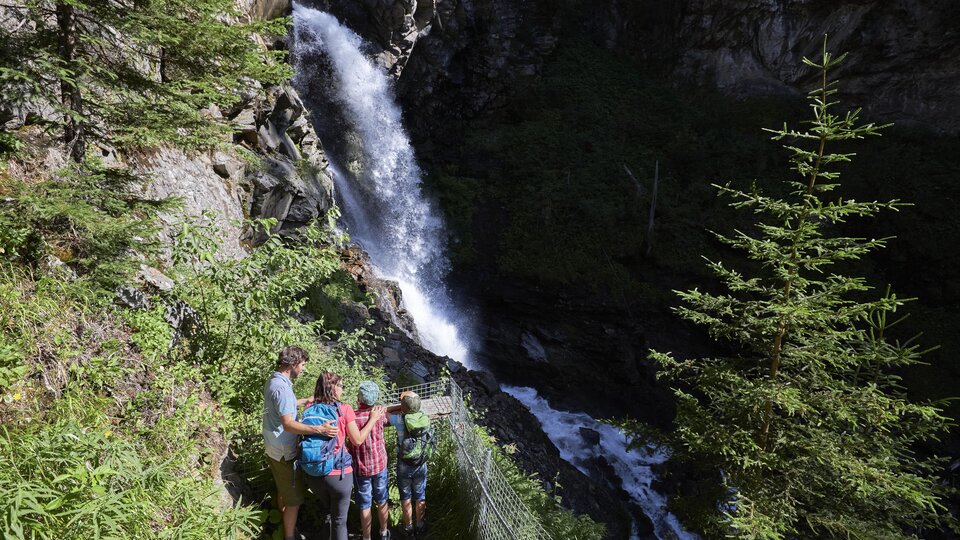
[291,6,472,365]
[504,386,699,540]
[291,8,696,539]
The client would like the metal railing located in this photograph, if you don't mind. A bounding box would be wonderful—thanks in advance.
[392,379,553,540]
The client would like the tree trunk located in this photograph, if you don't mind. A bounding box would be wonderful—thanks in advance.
[645,160,659,256]
[56,1,84,162]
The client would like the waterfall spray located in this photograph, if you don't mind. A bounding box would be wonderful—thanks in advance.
[291,6,473,366]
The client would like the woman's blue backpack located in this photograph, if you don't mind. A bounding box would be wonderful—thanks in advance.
[299,402,352,477]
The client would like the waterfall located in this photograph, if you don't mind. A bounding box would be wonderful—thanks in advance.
[290,8,696,540]
[504,386,699,540]
[291,5,473,366]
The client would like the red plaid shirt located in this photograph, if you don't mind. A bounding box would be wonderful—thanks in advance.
[349,404,389,477]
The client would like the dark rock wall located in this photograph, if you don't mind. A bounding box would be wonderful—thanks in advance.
[314,0,960,133]
[665,0,960,132]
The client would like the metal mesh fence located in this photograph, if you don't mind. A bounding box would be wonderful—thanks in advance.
[397,379,553,540]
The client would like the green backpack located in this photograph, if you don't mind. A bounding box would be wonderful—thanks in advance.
[399,411,435,466]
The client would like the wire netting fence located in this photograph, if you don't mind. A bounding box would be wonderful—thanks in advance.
[393,378,553,540]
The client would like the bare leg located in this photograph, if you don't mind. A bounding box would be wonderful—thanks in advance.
[401,499,413,526]
[360,508,374,539]
[377,501,390,535]
[282,502,299,539]
[414,501,426,526]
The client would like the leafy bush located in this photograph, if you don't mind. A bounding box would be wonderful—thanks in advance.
[169,214,380,412]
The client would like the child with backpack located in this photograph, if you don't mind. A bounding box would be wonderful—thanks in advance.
[301,372,384,540]
[388,391,435,539]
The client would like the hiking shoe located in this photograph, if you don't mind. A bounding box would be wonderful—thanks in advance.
[402,525,415,539]
[380,530,392,540]
[415,521,427,537]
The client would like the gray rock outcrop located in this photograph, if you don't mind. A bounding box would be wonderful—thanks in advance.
[136,146,250,261]
[580,0,960,132]
[309,0,560,127]
[238,0,290,21]
[223,83,336,243]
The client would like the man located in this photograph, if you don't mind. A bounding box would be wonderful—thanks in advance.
[262,346,337,540]
[349,380,392,540]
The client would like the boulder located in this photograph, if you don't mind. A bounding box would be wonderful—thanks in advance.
[137,265,175,292]
[135,146,247,262]
[579,427,601,447]
[115,287,150,310]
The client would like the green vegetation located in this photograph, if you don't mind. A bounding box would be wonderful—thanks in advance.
[0,201,376,538]
[423,421,605,539]
[633,44,956,538]
[1,0,290,160]
[0,160,171,291]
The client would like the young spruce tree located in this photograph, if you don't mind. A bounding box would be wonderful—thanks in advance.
[0,0,290,160]
[648,41,954,538]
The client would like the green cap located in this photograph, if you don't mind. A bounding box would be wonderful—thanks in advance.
[400,391,421,413]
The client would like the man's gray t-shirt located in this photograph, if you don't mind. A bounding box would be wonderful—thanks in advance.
[262,372,297,461]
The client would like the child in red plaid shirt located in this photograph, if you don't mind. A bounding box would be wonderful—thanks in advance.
[350,381,391,540]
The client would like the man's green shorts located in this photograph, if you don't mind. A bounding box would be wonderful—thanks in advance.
[266,454,306,506]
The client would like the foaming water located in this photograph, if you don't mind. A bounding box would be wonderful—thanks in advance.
[503,386,699,540]
[291,6,472,365]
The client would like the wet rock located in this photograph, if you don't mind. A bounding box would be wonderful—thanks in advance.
[410,360,430,379]
[520,330,547,362]
[579,426,601,446]
[446,358,464,374]
[473,371,500,396]
[382,347,401,367]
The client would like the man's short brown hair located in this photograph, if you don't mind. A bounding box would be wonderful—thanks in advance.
[278,346,308,367]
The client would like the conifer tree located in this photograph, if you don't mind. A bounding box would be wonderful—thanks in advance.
[647,40,955,538]
[0,0,291,160]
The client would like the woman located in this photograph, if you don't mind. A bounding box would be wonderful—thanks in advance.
[308,371,385,540]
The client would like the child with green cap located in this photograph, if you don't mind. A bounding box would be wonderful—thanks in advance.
[389,391,429,539]
[350,380,392,540]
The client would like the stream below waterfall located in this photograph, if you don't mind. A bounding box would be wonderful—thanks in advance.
[291,6,696,539]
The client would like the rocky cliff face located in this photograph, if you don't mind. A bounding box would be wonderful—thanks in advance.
[629,0,960,132]
[306,0,561,135]
[312,0,959,133]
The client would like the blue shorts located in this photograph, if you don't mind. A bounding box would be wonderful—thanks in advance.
[397,461,427,502]
[354,468,388,509]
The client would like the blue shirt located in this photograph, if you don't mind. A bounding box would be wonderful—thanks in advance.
[262,372,298,460]
[389,413,406,453]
